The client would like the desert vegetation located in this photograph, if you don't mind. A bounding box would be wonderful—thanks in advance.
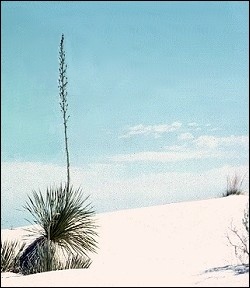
[222,173,247,197]
[1,34,98,275]
[1,240,25,273]
[226,202,249,265]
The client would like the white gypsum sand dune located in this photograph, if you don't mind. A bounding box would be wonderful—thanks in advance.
[1,195,249,287]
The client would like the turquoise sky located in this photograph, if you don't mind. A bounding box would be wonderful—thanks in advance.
[1,1,249,228]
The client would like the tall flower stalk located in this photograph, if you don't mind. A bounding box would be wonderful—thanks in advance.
[58,34,70,191]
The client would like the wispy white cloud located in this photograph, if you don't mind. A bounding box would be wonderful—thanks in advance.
[119,122,182,139]
[119,121,224,139]
[110,149,222,163]
[193,135,249,150]
[178,132,194,140]
[186,122,221,132]
[193,135,219,149]
[112,134,249,163]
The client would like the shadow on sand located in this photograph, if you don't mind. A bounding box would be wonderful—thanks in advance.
[205,264,249,275]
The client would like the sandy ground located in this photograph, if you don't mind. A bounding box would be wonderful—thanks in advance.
[1,195,249,287]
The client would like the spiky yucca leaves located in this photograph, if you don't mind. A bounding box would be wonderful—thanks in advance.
[19,184,98,274]
[63,253,92,269]
[19,239,52,275]
[1,240,25,273]
[19,236,48,274]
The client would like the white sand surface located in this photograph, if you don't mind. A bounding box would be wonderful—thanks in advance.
[1,195,249,287]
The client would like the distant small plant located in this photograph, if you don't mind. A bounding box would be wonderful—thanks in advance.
[226,202,249,265]
[222,173,246,197]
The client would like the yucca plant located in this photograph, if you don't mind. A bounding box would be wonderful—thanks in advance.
[18,34,98,276]
[19,184,98,275]
[1,240,25,273]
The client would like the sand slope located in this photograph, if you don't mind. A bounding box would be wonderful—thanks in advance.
[1,195,249,287]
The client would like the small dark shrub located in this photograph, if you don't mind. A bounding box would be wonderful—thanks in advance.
[223,173,246,197]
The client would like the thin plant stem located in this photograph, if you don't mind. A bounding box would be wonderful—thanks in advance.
[58,33,70,191]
